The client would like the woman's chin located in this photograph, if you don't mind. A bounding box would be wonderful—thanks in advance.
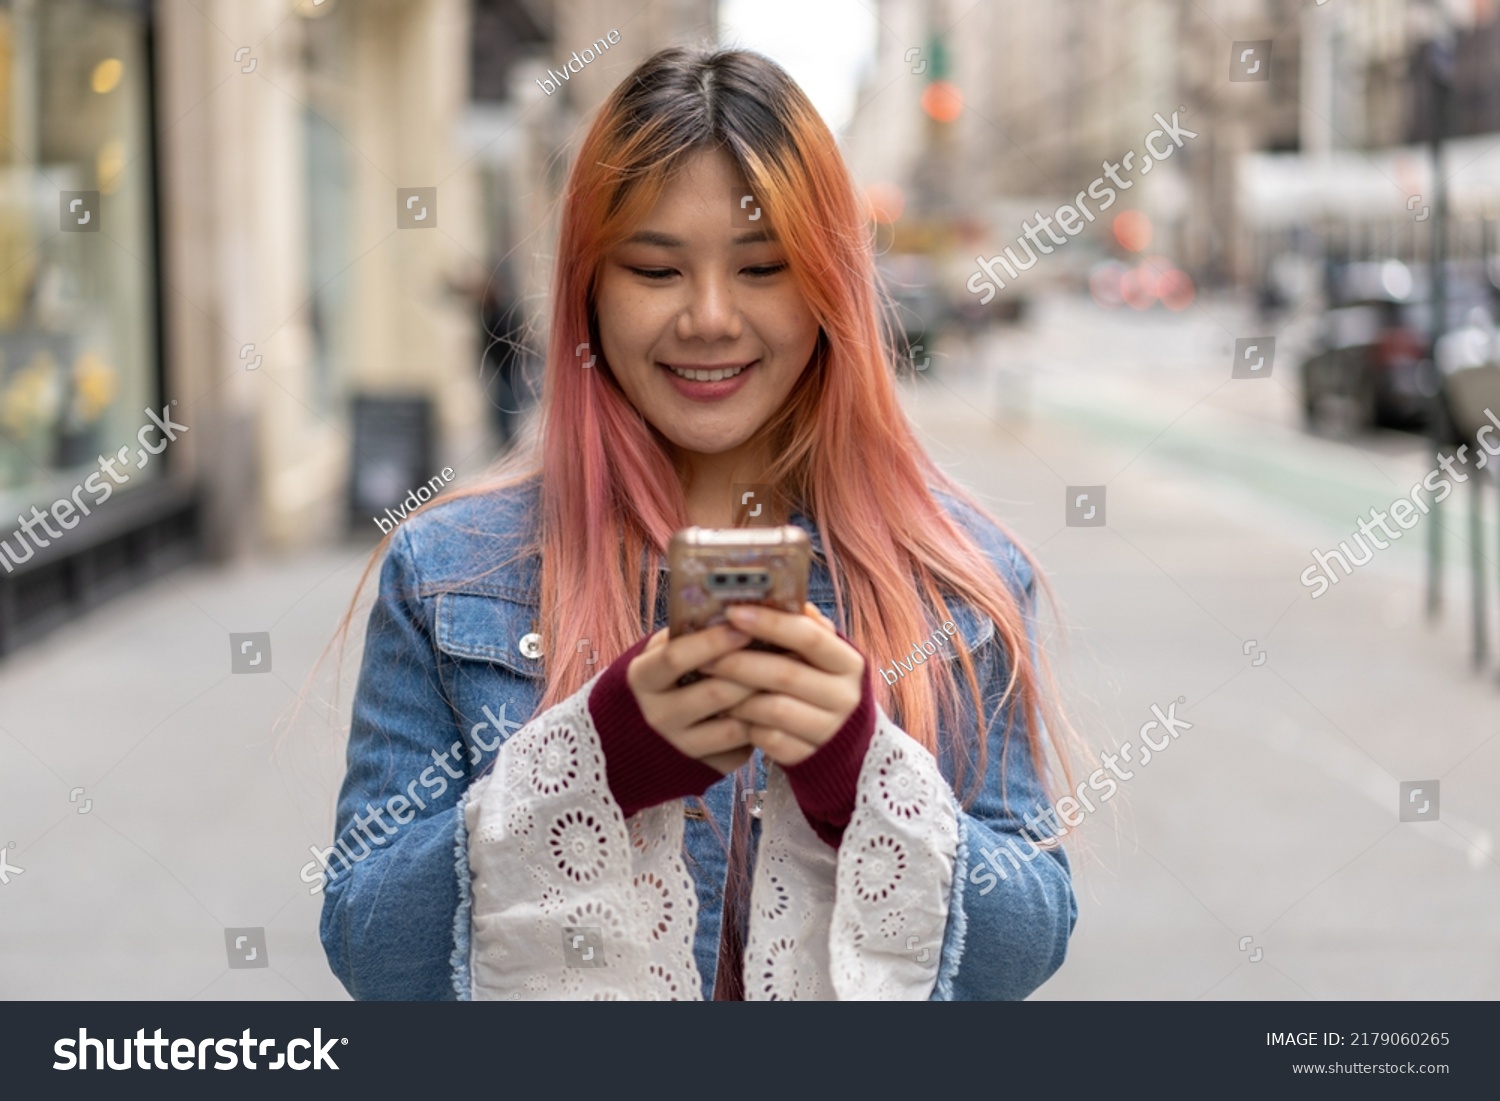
[672,438,755,459]
[660,425,758,458]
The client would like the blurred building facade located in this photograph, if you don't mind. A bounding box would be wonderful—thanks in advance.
[158,0,492,563]
[1246,0,1500,283]
[0,0,192,652]
[0,0,716,654]
[845,0,1500,295]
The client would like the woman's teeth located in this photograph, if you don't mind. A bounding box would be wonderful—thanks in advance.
[667,364,747,382]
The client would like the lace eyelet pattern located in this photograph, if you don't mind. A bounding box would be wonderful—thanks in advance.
[466,688,955,1000]
[547,809,610,884]
[744,708,957,1000]
[755,874,791,922]
[876,750,931,820]
[851,834,908,904]
[465,685,701,999]
[527,723,582,797]
[756,936,799,1000]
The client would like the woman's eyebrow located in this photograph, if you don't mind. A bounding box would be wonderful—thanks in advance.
[621,228,780,247]
[731,228,777,245]
[624,230,681,247]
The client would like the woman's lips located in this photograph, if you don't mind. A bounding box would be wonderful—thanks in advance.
[659,360,757,402]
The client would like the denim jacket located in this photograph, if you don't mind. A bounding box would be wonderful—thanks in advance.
[319,477,1076,1000]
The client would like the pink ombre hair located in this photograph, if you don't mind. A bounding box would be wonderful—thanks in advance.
[351,47,1074,803]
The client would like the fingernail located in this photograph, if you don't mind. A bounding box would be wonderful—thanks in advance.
[723,628,749,644]
[727,604,759,623]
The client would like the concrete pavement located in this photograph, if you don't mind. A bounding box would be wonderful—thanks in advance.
[0,542,370,999]
[917,292,1499,998]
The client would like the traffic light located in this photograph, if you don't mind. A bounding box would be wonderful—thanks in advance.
[919,33,961,122]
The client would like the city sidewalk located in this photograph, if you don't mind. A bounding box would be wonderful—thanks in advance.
[0,539,375,999]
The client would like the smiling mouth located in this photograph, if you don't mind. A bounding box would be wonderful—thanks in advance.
[662,362,752,382]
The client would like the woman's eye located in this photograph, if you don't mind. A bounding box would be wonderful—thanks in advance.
[624,262,786,279]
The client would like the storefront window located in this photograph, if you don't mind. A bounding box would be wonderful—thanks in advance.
[0,0,156,524]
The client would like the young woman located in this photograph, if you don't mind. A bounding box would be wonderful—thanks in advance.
[319,46,1077,1000]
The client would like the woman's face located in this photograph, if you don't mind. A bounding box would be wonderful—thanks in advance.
[594,148,820,461]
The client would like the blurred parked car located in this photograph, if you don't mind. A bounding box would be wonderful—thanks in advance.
[1434,308,1500,445]
[879,253,950,371]
[1299,260,1495,433]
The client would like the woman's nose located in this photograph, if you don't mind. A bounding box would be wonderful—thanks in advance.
[676,274,742,342]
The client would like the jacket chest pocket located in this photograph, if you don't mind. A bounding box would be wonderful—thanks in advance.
[433,591,546,767]
[930,596,996,661]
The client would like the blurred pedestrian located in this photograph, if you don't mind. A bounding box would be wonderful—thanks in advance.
[478,270,531,451]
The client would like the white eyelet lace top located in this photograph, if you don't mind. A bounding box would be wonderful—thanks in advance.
[462,674,957,1000]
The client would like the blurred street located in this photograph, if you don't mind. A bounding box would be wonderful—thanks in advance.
[3,290,1496,999]
[919,292,1500,998]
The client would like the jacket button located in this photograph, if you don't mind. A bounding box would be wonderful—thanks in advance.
[518,632,543,660]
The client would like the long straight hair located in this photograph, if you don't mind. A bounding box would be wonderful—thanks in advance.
[343,46,1074,804]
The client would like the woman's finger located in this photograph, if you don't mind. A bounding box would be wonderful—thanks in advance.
[672,715,755,759]
[802,602,835,630]
[629,623,751,694]
[746,723,816,766]
[725,692,839,748]
[702,648,853,716]
[660,674,759,728]
[699,745,755,775]
[723,604,861,676]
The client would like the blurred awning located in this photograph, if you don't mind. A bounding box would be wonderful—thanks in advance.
[1240,131,1500,228]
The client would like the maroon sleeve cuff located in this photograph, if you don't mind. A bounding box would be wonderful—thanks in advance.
[588,634,724,819]
[781,645,876,850]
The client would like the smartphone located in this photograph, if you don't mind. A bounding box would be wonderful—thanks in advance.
[667,526,812,683]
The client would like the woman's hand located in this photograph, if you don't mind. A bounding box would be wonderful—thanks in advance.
[698,602,865,766]
[626,623,759,774]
